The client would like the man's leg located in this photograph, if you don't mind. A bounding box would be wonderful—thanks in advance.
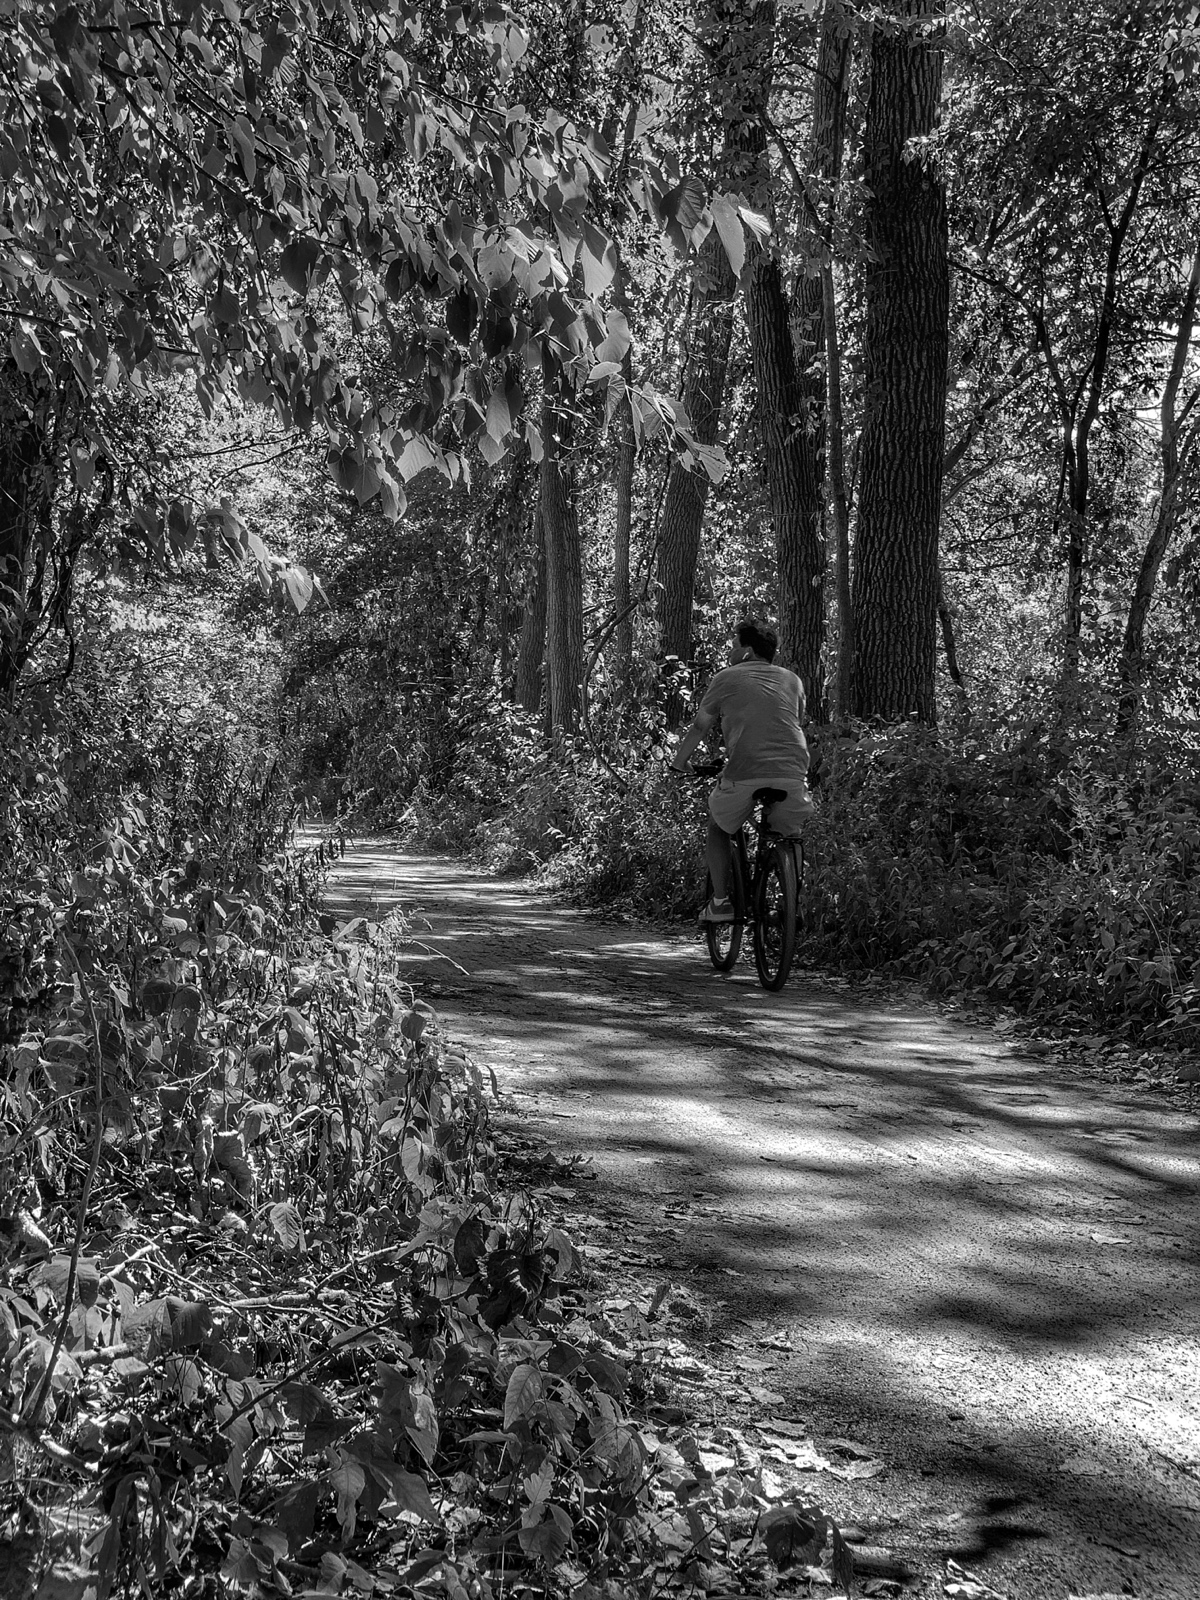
[707,819,733,901]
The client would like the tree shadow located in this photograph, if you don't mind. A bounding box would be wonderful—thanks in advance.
[326,851,1200,1586]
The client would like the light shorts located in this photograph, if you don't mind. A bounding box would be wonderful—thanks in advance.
[709,775,815,839]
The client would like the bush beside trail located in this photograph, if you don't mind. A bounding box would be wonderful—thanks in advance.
[1,674,853,1599]
[400,709,1200,1053]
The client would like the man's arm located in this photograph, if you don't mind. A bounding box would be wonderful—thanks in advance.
[669,706,717,771]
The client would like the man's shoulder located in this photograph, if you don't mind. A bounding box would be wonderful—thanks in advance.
[700,664,740,700]
[748,661,800,692]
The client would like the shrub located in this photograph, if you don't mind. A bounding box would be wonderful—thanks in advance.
[419,706,1200,1048]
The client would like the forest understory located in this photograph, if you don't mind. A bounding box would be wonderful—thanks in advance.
[5,0,1200,1596]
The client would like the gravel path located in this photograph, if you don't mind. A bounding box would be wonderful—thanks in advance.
[325,842,1200,1600]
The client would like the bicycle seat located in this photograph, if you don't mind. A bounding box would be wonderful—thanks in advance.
[753,787,787,805]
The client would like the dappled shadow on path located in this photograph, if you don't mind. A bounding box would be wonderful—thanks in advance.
[323,846,1200,1592]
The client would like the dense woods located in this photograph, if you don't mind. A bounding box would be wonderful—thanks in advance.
[3,0,1200,1592]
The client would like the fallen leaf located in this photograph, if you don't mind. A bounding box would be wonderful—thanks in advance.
[828,1436,877,1458]
[944,1557,1008,1598]
[829,1457,886,1480]
[758,1433,832,1471]
[748,1385,787,1405]
[763,1417,811,1438]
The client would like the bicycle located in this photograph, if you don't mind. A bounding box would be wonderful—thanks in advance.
[690,761,803,992]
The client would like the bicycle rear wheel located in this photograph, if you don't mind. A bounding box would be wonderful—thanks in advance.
[753,840,798,991]
[705,840,746,972]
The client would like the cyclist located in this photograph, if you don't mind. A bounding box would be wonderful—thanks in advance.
[669,618,814,922]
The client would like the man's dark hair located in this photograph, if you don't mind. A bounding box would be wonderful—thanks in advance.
[735,618,778,662]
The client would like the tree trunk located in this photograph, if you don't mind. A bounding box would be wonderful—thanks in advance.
[823,260,854,721]
[1115,238,1200,741]
[851,0,949,724]
[741,0,822,703]
[656,238,737,664]
[540,399,584,731]
[777,0,851,714]
[610,248,637,701]
[515,507,547,714]
[611,346,635,699]
[937,567,963,688]
[747,256,824,710]
[0,367,55,704]
[656,0,773,666]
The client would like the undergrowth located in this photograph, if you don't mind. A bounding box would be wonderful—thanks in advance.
[402,703,1200,1051]
[1,676,853,1599]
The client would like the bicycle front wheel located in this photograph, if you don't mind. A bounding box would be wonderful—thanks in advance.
[753,841,798,991]
[705,842,746,972]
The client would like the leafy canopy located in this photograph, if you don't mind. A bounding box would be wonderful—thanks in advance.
[0,0,749,562]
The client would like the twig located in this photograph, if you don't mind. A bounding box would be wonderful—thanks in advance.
[77,1342,132,1369]
[24,943,106,1429]
[0,1408,98,1475]
[134,1242,361,1327]
[216,1310,398,1434]
[314,1242,415,1292]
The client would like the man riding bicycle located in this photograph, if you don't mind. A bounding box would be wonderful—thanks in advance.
[669,618,814,922]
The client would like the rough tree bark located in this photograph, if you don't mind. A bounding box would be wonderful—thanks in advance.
[540,399,584,731]
[611,344,635,697]
[1115,238,1200,741]
[851,0,949,723]
[748,252,825,710]
[514,507,547,714]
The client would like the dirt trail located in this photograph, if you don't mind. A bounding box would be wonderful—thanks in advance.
[324,842,1200,1600]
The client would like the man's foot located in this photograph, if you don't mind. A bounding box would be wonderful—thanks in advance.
[699,896,735,924]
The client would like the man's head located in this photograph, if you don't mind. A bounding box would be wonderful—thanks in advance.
[731,618,778,664]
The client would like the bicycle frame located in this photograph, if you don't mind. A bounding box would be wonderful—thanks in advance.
[697,770,803,989]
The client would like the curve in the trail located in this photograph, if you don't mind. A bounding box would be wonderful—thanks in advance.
[324,842,1200,1600]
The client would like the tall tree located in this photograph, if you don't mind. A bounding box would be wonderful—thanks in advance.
[656,0,769,666]
[611,337,637,698]
[540,398,585,731]
[746,0,852,714]
[515,511,548,715]
[851,0,949,722]
[1116,239,1200,740]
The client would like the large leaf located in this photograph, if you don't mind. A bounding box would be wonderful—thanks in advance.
[504,1364,543,1428]
[518,1503,573,1565]
[580,222,617,298]
[711,194,746,278]
[389,1468,441,1524]
[269,1201,305,1252]
[659,175,707,235]
[123,1296,212,1358]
